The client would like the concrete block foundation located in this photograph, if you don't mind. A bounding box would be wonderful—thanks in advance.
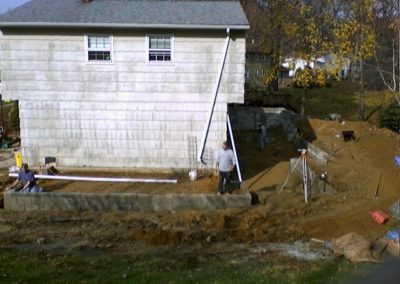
[229,106,299,143]
[4,191,252,212]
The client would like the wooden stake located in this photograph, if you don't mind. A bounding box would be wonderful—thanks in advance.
[373,171,382,199]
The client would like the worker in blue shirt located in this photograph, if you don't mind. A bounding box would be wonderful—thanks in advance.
[8,163,42,192]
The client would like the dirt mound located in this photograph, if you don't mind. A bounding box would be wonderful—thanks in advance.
[0,119,398,249]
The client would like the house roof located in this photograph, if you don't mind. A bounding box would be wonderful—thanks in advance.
[0,0,249,30]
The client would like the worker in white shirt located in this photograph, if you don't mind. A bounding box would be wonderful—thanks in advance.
[215,141,236,195]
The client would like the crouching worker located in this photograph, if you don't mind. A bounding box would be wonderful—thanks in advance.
[8,163,43,193]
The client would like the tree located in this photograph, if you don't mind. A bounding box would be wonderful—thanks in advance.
[243,0,381,119]
[331,0,376,120]
[373,0,399,105]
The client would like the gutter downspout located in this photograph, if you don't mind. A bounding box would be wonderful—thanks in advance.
[198,28,230,163]
[227,113,242,183]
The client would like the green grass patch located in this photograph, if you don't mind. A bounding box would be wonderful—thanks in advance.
[0,247,375,284]
[281,81,389,123]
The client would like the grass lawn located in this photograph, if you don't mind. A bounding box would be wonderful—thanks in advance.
[0,247,375,284]
[281,81,391,124]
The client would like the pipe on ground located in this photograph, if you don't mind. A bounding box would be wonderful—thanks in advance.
[9,173,178,184]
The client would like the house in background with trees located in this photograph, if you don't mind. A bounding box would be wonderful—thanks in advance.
[0,0,248,170]
[281,54,353,85]
[245,39,271,92]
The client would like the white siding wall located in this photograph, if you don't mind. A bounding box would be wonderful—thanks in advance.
[0,29,245,169]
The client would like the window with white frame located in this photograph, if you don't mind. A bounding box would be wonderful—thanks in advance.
[86,34,112,62]
[148,35,172,62]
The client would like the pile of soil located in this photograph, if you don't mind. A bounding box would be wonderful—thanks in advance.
[0,119,398,250]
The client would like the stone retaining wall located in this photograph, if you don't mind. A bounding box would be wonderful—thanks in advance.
[4,191,252,212]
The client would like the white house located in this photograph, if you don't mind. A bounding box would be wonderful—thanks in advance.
[282,54,351,79]
[0,0,248,170]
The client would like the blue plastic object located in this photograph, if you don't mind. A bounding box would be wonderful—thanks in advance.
[385,230,400,240]
[395,156,400,167]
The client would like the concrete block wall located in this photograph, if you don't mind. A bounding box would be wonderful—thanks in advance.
[295,138,330,165]
[263,108,298,142]
[4,191,252,212]
[229,106,298,143]
[0,29,246,169]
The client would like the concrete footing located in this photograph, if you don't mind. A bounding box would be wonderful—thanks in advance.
[4,191,252,212]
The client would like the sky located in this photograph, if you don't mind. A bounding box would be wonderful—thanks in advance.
[0,0,30,14]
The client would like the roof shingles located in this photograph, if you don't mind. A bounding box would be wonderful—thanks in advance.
[0,0,249,29]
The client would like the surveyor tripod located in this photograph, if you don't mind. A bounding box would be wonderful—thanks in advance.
[279,149,309,204]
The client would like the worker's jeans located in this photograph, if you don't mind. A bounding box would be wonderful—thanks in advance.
[259,134,266,149]
[218,171,231,194]
[23,186,43,193]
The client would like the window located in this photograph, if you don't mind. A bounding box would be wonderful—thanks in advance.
[85,34,112,62]
[147,35,173,62]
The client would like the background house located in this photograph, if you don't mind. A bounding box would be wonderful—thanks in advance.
[281,54,352,81]
[245,48,271,91]
[0,0,248,170]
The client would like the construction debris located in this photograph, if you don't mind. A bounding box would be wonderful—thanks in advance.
[390,200,400,221]
[48,216,94,223]
[328,113,342,122]
[370,171,382,199]
[386,239,400,257]
[370,238,389,259]
[310,237,333,250]
[331,232,373,262]
[370,210,389,224]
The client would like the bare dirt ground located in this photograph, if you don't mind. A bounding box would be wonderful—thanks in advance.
[0,119,399,255]
[39,171,221,195]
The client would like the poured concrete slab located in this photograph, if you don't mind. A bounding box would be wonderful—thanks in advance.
[4,191,252,212]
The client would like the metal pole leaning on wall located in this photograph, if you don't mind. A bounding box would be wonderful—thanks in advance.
[227,114,242,183]
[301,149,308,204]
[198,28,230,163]
[9,173,178,184]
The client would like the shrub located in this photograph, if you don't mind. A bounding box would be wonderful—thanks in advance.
[379,101,400,132]
[315,69,326,88]
[293,67,313,88]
